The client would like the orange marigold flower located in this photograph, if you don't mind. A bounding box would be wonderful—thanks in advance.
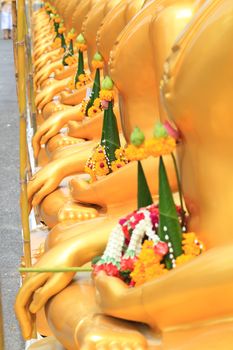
[53,37,61,46]
[95,160,110,176]
[92,147,106,162]
[182,232,205,256]
[76,81,83,89]
[176,254,195,266]
[93,98,101,108]
[111,159,126,172]
[183,244,202,256]
[125,144,147,161]
[130,240,167,286]
[76,43,87,52]
[78,74,89,83]
[92,60,104,69]
[144,136,176,157]
[84,165,97,183]
[99,89,114,102]
[68,79,75,90]
[67,33,76,41]
[87,106,101,118]
[58,27,66,34]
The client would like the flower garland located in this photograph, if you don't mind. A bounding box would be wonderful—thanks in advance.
[87,97,102,117]
[74,53,105,118]
[125,125,177,161]
[67,34,91,90]
[93,204,205,286]
[85,78,127,181]
[62,28,77,66]
[85,145,128,182]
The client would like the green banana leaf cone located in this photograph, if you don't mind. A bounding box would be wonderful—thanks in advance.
[137,161,153,209]
[101,100,121,164]
[158,156,183,269]
[85,68,101,115]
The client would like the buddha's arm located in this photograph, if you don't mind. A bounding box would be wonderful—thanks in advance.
[96,245,233,329]
[71,155,176,207]
[28,148,90,207]
[60,83,91,105]
[15,228,110,340]
[34,49,61,73]
[55,64,77,80]
[68,113,103,139]
[33,106,84,158]
[35,77,71,111]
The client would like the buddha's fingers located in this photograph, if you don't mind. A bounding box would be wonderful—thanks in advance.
[15,273,50,340]
[29,272,75,313]
[32,179,57,207]
[33,128,48,159]
[27,174,43,205]
[95,272,128,315]
[41,125,61,145]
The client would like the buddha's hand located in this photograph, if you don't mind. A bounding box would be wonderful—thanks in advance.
[95,272,129,319]
[28,160,64,208]
[33,111,69,158]
[35,82,62,111]
[15,245,77,340]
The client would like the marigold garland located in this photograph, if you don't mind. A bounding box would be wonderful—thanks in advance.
[125,136,176,161]
[64,56,77,66]
[85,144,128,182]
[87,102,102,117]
[52,37,61,49]
[67,73,91,90]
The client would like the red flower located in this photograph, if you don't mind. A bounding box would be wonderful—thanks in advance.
[129,280,136,287]
[104,263,120,277]
[93,263,120,277]
[93,264,106,275]
[154,241,169,256]
[122,225,130,242]
[130,212,145,229]
[120,257,137,271]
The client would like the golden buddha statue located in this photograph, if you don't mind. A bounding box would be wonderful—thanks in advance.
[33,0,110,116]
[30,0,151,227]
[35,0,123,125]
[94,2,233,349]
[14,2,214,349]
[30,0,200,231]
[33,0,148,157]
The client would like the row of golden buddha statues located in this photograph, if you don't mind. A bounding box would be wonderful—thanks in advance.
[14,0,233,349]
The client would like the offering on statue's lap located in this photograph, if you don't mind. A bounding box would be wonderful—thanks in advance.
[92,203,205,286]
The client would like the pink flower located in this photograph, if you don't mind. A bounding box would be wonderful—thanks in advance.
[154,241,169,256]
[119,218,127,225]
[164,120,181,141]
[101,100,109,110]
